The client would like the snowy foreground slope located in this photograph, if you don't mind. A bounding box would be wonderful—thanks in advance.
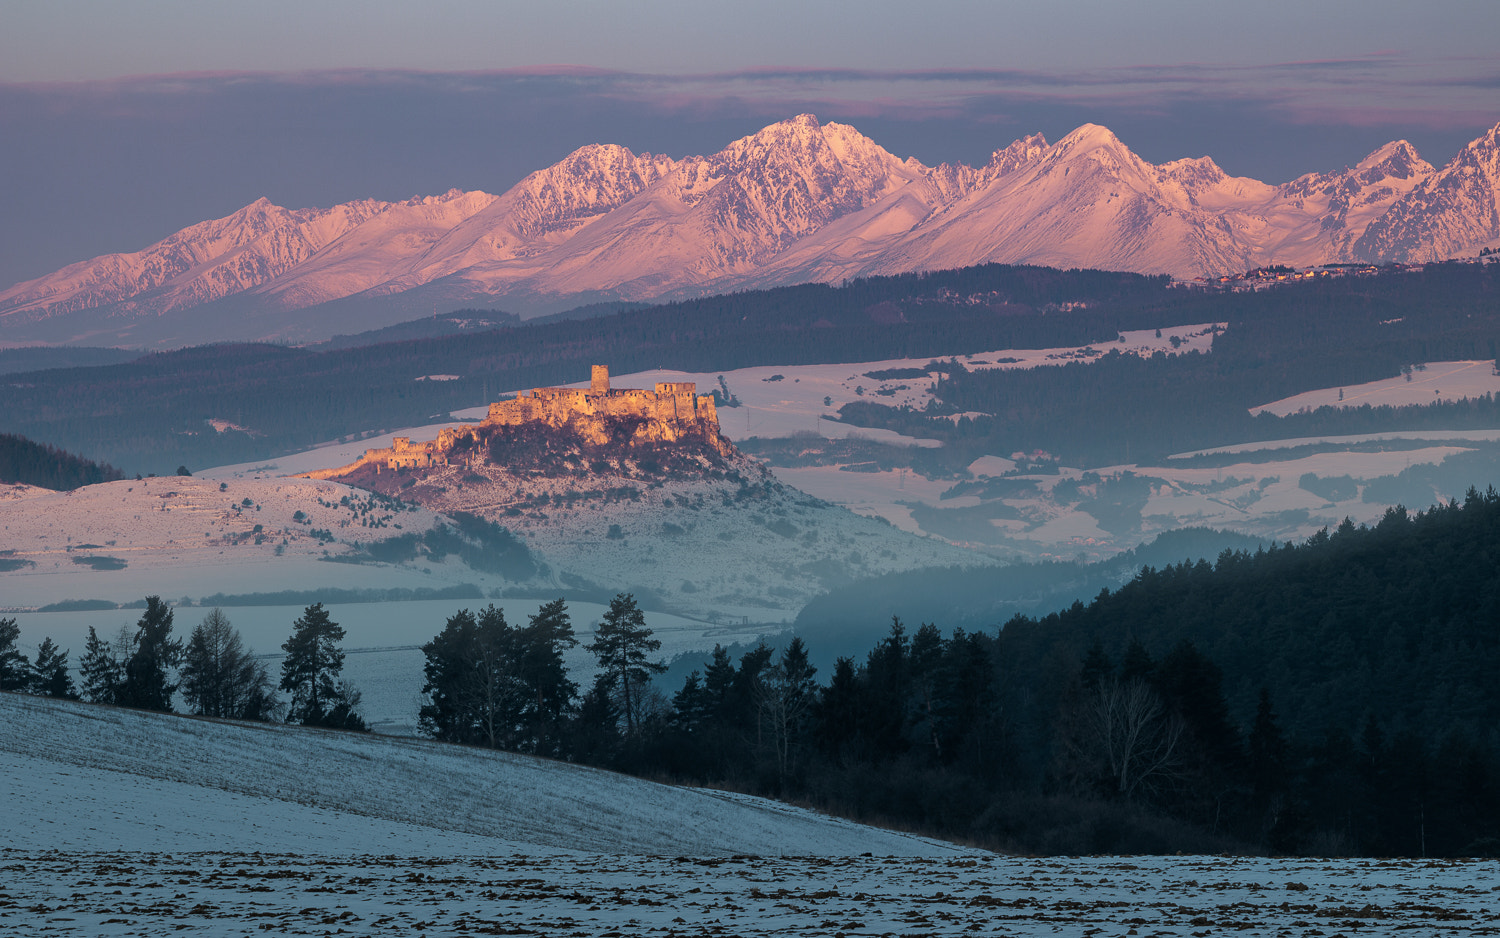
[0,693,957,857]
[5,698,1498,936]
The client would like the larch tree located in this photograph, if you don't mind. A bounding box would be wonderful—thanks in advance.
[181,608,277,720]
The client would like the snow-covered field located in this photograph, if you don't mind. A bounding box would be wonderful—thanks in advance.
[4,693,1496,936]
[1253,360,1500,416]
[0,693,963,858]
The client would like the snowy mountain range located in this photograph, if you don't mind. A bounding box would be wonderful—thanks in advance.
[3,115,1498,347]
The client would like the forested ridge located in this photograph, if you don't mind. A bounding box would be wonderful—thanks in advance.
[0,432,122,490]
[842,263,1500,465]
[612,490,1500,856]
[0,265,1170,474]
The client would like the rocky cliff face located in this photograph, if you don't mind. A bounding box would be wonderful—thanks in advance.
[4,115,1498,346]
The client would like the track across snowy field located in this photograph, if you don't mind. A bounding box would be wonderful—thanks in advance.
[2,851,1495,936]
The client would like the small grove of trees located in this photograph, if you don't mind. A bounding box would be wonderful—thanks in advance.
[73,597,182,711]
[0,617,78,699]
[73,603,280,722]
[29,600,360,730]
[417,593,673,761]
[419,598,577,754]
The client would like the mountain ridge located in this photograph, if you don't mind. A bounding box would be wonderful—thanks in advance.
[3,115,1498,346]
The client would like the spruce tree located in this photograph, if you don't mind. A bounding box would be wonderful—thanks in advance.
[119,596,181,711]
[78,626,124,704]
[0,617,27,691]
[29,637,77,699]
[280,602,353,726]
[518,598,578,753]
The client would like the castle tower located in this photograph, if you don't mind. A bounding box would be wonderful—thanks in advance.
[591,365,610,395]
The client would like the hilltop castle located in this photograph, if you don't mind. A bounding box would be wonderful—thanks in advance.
[302,366,729,479]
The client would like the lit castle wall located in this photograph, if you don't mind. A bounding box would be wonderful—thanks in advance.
[301,366,728,479]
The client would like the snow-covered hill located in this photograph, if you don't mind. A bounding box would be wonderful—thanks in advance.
[3,115,1497,346]
[0,692,965,856]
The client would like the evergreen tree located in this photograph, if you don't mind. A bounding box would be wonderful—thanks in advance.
[0,617,27,691]
[78,626,124,704]
[280,602,357,727]
[420,608,484,744]
[180,608,277,720]
[118,597,181,711]
[863,618,911,758]
[1248,687,1288,803]
[29,637,77,699]
[760,637,819,784]
[570,672,621,762]
[1079,638,1113,691]
[814,656,863,762]
[585,593,664,735]
[518,598,578,753]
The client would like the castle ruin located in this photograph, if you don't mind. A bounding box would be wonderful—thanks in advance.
[301,366,729,479]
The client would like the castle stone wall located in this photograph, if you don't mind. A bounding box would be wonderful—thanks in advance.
[300,366,731,480]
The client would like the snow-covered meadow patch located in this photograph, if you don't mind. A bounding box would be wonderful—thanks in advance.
[1252,360,1500,416]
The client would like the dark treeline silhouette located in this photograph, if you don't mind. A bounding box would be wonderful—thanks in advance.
[0,432,123,490]
[397,495,1500,855]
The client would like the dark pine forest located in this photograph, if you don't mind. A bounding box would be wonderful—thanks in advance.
[598,490,1500,856]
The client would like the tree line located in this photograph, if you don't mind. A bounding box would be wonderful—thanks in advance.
[3,598,365,730]
[0,432,123,490]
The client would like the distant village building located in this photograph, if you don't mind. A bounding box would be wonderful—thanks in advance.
[301,366,729,479]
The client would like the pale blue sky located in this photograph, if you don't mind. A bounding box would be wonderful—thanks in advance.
[1,0,1495,287]
[4,0,1492,79]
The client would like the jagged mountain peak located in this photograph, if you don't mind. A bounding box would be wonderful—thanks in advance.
[988,133,1049,176]
[1353,120,1500,263]
[6,115,1500,347]
[1159,155,1229,189]
[1356,140,1431,177]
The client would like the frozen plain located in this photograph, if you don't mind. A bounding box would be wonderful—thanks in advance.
[4,692,1498,937]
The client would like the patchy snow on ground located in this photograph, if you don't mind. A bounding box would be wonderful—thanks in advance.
[1253,360,1500,416]
[3,845,1494,936]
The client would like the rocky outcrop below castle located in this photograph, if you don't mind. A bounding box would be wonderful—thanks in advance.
[303,366,733,482]
[287,365,985,615]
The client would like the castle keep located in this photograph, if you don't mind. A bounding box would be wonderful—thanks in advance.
[302,367,728,479]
